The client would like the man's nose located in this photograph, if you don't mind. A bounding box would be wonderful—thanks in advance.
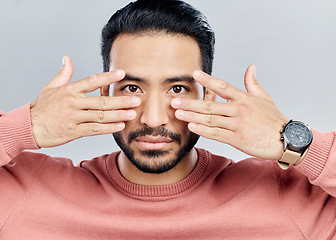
[139,92,169,128]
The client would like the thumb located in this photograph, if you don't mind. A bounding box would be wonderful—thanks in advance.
[244,65,272,101]
[44,56,73,90]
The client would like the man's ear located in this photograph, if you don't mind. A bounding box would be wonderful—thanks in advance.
[100,85,110,96]
[204,88,217,102]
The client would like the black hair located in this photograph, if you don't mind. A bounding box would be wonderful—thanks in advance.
[101,0,215,74]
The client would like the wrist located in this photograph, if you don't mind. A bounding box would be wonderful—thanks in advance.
[0,104,40,158]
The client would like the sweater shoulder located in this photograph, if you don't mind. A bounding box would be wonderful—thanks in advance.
[5,151,49,173]
[201,148,277,178]
[196,149,279,195]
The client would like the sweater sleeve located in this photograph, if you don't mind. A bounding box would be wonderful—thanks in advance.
[295,129,336,197]
[275,129,336,238]
[0,104,39,166]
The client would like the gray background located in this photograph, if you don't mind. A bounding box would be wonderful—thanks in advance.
[1,0,335,165]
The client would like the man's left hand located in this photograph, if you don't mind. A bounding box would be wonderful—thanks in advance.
[171,65,287,160]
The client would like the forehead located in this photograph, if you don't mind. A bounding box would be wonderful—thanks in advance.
[109,33,202,82]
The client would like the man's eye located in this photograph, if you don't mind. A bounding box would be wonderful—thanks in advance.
[122,85,141,93]
[169,85,188,94]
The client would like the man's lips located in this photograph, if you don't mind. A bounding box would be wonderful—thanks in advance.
[134,136,174,150]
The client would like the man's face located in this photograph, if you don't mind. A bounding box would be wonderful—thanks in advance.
[108,33,204,174]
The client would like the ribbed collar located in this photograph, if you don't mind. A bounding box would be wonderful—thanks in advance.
[106,148,209,198]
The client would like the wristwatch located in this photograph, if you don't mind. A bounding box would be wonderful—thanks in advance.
[277,120,313,170]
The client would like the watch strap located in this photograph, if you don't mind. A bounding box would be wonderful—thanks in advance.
[277,148,308,170]
[277,150,300,170]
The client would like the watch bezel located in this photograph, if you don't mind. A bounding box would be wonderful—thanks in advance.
[282,120,313,152]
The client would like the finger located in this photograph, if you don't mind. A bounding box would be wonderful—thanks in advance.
[44,56,74,90]
[171,98,236,117]
[76,122,126,137]
[175,110,237,131]
[188,123,234,143]
[193,70,245,101]
[76,96,141,110]
[75,109,136,124]
[244,65,273,101]
[70,69,125,94]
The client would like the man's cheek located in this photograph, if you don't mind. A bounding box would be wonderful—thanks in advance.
[172,119,190,137]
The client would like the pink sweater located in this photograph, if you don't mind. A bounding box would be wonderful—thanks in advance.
[0,104,335,239]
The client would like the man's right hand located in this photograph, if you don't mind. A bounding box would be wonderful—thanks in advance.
[30,56,140,148]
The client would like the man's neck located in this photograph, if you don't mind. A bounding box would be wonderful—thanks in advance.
[116,148,198,186]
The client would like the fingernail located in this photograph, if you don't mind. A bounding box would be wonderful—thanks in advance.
[176,110,185,119]
[62,56,65,66]
[194,70,204,80]
[115,69,124,77]
[171,98,182,108]
[189,123,198,131]
[127,110,136,119]
[252,65,256,78]
[116,122,125,130]
[131,96,141,106]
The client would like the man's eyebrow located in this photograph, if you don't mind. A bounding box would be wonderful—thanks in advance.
[164,76,195,84]
[118,74,146,84]
[116,74,196,84]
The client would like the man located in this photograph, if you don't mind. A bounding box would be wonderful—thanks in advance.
[0,0,335,239]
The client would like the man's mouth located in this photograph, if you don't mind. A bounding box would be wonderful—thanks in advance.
[134,136,174,150]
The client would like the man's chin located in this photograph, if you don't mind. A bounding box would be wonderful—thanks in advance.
[113,130,200,174]
[139,149,170,158]
[129,149,182,174]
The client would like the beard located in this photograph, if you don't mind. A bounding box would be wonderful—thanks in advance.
[113,126,199,174]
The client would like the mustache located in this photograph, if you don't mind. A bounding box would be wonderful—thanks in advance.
[128,126,181,145]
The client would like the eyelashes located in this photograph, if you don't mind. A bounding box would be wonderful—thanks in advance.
[121,85,141,93]
[120,84,190,95]
[168,85,189,94]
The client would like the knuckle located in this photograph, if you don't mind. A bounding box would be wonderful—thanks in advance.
[97,110,105,122]
[64,109,74,119]
[91,123,101,133]
[211,127,220,139]
[99,96,108,109]
[61,96,74,108]
[206,114,214,126]
[65,95,77,105]
[203,100,212,113]
[236,130,247,142]
[64,122,76,131]
[88,74,98,83]
[237,104,249,115]
[219,81,228,92]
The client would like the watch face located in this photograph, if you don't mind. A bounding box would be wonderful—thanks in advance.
[284,121,313,149]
